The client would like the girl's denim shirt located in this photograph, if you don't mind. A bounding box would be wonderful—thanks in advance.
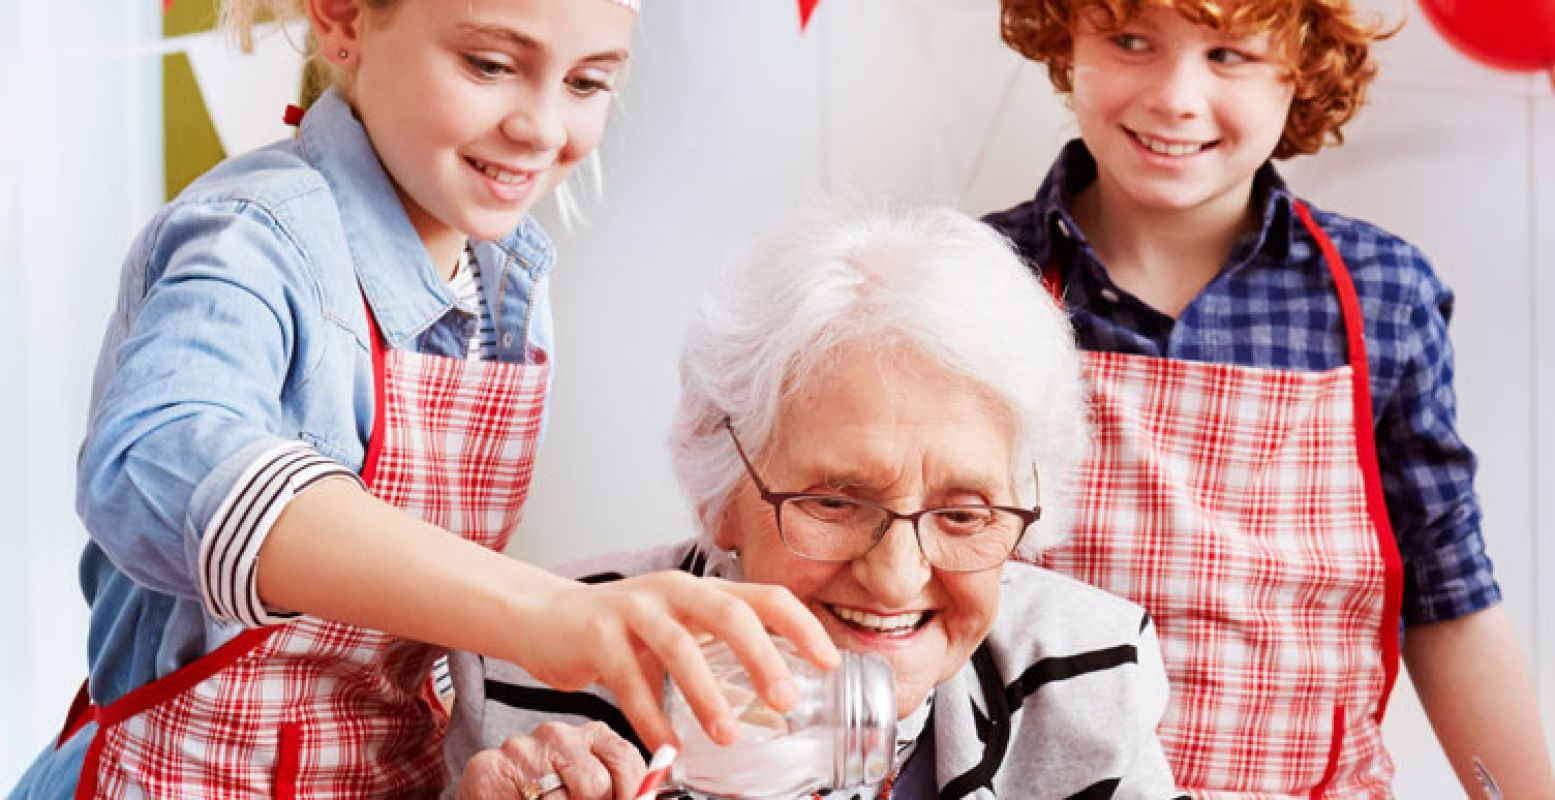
[72,87,556,711]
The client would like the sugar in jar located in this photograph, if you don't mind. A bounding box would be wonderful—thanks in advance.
[663,639,897,799]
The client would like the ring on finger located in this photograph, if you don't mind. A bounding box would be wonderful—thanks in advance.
[520,772,565,800]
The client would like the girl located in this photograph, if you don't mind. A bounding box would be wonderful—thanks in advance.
[13,0,835,796]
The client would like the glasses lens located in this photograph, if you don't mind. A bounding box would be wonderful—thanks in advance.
[920,507,1024,571]
[778,497,1025,571]
[779,496,887,561]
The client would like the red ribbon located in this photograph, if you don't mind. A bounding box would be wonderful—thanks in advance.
[798,0,820,31]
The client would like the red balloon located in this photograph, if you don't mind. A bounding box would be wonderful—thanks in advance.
[1417,0,1555,72]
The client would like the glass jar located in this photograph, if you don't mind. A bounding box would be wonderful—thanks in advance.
[663,639,897,799]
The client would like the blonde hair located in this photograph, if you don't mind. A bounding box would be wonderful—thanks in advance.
[219,0,397,100]
[220,0,306,54]
[1000,0,1393,159]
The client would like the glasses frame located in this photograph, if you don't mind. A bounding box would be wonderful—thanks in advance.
[722,417,1040,573]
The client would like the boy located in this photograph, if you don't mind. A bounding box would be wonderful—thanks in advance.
[985,1,1555,797]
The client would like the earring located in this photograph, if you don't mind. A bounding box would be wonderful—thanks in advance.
[337,48,349,60]
[726,548,740,563]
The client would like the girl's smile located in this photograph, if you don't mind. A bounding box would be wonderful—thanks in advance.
[465,155,541,203]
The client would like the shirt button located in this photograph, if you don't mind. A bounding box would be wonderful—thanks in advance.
[501,332,515,348]
[1099,288,1120,303]
[1055,218,1072,238]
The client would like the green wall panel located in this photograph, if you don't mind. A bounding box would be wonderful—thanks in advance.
[163,0,224,200]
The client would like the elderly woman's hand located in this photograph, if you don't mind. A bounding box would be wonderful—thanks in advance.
[457,721,647,800]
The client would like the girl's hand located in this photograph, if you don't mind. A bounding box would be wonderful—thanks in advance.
[457,721,645,800]
[520,571,840,750]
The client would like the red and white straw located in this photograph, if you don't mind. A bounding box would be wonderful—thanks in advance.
[632,744,678,800]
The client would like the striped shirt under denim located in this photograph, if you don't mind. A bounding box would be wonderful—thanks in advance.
[984,140,1499,627]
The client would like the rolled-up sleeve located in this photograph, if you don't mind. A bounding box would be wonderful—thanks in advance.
[198,441,361,626]
[76,199,350,625]
[1376,252,1500,626]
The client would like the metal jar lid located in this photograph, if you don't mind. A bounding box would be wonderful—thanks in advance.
[836,650,897,787]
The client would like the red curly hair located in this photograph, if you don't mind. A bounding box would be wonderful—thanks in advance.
[1000,0,1392,159]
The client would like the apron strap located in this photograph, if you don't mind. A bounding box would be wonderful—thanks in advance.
[1038,260,1064,305]
[359,294,389,488]
[72,627,279,799]
[1290,199,1404,721]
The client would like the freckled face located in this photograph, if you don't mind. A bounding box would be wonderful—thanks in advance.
[1070,6,1294,217]
[717,345,1014,718]
[345,0,633,253]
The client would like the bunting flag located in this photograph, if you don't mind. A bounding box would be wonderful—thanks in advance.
[799,0,820,31]
[182,21,308,155]
[163,0,174,13]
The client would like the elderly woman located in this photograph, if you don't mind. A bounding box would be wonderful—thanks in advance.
[445,201,1183,799]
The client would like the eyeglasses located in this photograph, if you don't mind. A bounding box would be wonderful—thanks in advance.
[723,418,1039,573]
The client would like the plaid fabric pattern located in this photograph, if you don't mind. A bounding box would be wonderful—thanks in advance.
[985,140,1499,626]
[84,341,550,798]
[94,627,448,798]
[1037,350,1393,797]
[369,346,549,549]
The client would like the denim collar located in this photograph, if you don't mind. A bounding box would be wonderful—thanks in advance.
[297,87,554,349]
[1022,139,1296,279]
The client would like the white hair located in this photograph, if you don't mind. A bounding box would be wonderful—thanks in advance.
[669,196,1088,558]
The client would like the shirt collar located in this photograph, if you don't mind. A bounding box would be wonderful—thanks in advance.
[1025,139,1298,276]
[297,87,554,348]
[1022,139,1094,270]
[1249,165,1296,265]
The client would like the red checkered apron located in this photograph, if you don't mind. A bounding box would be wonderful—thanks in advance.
[1033,202,1403,799]
[64,299,550,798]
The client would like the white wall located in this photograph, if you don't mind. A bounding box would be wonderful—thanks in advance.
[1,2,163,787]
[514,0,829,568]
[1537,89,1555,768]
[4,0,1550,792]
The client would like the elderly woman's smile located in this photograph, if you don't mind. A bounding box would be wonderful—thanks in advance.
[716,343,1012,719]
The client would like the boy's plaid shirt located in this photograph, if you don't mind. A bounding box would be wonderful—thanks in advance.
[986,140,1500,627]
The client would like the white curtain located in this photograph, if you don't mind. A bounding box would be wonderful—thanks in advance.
[0,2,162,785]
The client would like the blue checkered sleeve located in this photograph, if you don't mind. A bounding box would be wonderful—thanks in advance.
[1366,239,1500,624]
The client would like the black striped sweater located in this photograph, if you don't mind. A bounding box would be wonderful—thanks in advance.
[443,542,1187,800]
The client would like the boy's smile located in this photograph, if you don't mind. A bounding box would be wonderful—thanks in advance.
[1127,129,1215,158]
[1070,7,1294,219]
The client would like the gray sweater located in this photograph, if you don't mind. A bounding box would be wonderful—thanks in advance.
[444,542,1185,799]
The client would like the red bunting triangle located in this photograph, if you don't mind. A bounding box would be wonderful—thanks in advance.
[798,0,820,31]
[162,0,174,13]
